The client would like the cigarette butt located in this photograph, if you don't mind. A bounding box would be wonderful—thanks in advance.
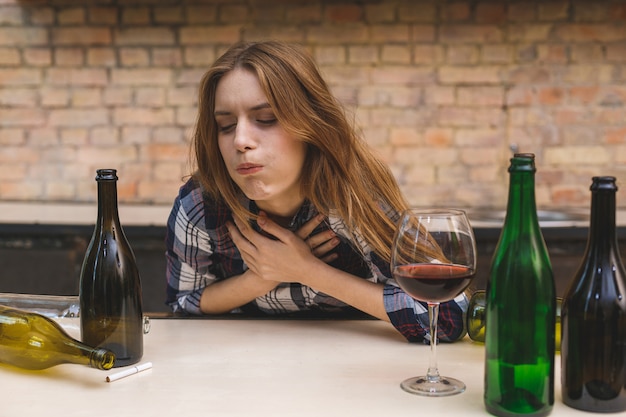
[105,362,152,383]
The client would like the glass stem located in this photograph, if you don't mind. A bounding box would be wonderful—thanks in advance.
[426,302,441,382]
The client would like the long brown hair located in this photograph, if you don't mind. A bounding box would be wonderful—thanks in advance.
[192,41,409,262]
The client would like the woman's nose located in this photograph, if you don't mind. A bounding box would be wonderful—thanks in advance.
[233,122,256,152]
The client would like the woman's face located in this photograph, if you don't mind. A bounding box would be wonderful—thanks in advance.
[214,68,307,217]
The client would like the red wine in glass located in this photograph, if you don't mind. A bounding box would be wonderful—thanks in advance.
[393,263,475,303]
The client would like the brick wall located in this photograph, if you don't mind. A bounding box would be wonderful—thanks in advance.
[0,0,625,209]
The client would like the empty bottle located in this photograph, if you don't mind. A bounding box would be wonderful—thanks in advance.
[0,305,115,370]
[467,290,562,351]
[484,153,556,417]
[561,176,626,412]
[79,169,143,368]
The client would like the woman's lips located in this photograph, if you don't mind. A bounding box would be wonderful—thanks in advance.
[236,163,263,175]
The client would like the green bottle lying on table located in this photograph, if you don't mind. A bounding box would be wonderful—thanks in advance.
[0,305,115,370]
[466,290,562,351]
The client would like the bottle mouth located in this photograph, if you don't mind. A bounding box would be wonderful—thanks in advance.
[92,348,116,370]
[95,169,118,181]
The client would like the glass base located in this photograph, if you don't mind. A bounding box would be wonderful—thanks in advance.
[400,376,466,397]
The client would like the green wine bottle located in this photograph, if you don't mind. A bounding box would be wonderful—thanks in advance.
[561,176,626,412]
[79,169,144,368]
[0,305,115,370]
[484,154,556,417]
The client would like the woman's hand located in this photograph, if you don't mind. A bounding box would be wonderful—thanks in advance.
[226,212,339,283]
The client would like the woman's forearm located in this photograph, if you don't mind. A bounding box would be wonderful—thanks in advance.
[199,270,278,314]
[298,260,390,322]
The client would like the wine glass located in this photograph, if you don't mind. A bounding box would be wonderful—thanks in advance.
[391,208,477,396]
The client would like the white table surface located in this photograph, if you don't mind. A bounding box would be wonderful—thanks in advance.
[1,318,592,417]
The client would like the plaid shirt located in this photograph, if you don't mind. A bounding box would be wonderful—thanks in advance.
[165,179,468,343]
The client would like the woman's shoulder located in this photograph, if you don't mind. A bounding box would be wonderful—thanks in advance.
[173,177,232,229]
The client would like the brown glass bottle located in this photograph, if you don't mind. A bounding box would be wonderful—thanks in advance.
[79,169,143,368]
[561,176,626,412]
[0,305,115,370]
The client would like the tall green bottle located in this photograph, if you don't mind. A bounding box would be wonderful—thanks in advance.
[561,176,626,412]
[484,153,556,417]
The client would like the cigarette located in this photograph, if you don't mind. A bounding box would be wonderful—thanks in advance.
[105,362,152,383]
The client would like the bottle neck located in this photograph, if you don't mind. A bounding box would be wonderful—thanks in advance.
[587,189,617,252]
[503,169,539,230]
[96,180,120,226]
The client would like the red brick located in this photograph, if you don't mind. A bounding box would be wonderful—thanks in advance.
[609,4,626,21]
[153,48,182,67]
[446,45,478,64]
[87,47,117,66]
[120,48,150,66]
[0,146,41,163]
[179,26,241,45]
[49,109,109,126]
[568,86,599,105]
[154,6,184,24]
[606,127,626,144]
[136,87,165,107]
[111,69,172,85]
[46,68,108,86]
[508,66,552,84]
[220,5,249,23]
[0,88,36,106]
[307,25,369,44]
[57,8,85,25]
[348,45,377,64]
[52,28,112,45]
[0,68,42,85]
[114,28,175,45]
[537,87,565,105]
[185,6,218,24]
[398,3,436,23]
[440,24,503,43]
[184,46,216,66]
[476,3,506,24]
[55,48,85,66]
[113,107,175,126]
[412,25,436,42]
[0,47,20,64]
[442,3,470,22]
[29,7,54,25]
[424,128,453,147]
[141,143,188,161]
[439,66,501,84]
[555,24,626,42]
[364,3,395,23]
[71,88,101,107]
[607,44,626,62]
[0,6,23,24]
[121,7,150,24]
[457,86,503,106]
[0,128,25,145]
[508,3,536,22]
[538,1,569,21]
[89,7,118,25]
[23,48,51,66]
[325,4,363,23]
[508,24,552,42]
[573,2,607,22]
[0,28,47,46]
[371,66,434,85]
[370,24,410,42]
[286,4,321,23]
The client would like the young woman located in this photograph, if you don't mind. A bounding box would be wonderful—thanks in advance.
[165,40,467,343]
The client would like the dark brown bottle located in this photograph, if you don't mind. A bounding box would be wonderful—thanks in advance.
[561,176,626,412]
[79,169,143,368]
